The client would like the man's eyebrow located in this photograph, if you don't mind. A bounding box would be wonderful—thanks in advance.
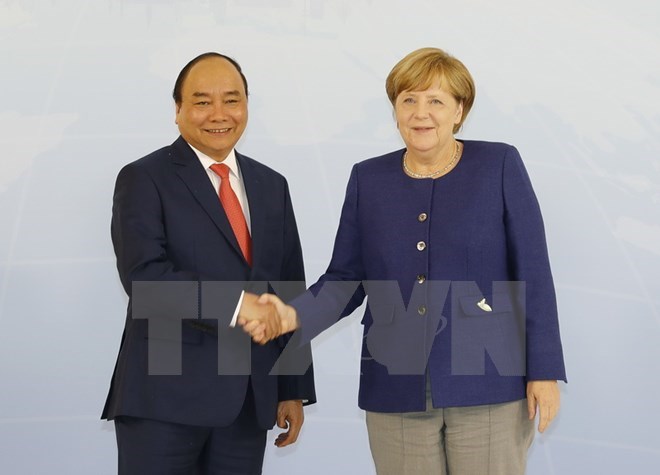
[190,90,242,97]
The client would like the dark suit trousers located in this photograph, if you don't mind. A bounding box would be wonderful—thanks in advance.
[114,382,267,475]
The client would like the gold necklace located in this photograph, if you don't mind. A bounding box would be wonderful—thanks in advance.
[403,141,460,179]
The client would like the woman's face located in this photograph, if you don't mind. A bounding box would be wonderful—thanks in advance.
[394,78,463,156]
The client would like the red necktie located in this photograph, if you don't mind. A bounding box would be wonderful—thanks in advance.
[210,163,252,266]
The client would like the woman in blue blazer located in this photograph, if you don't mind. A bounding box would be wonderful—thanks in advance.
[242,47,566,475]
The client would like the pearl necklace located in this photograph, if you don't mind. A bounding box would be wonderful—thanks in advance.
[403,141,460,179]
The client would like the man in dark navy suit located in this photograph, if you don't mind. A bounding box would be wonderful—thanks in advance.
[102,52,315,475]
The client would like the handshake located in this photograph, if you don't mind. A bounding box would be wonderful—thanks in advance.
[237,293,300,344]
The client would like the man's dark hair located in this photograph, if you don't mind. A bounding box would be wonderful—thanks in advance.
[172,52,249,105]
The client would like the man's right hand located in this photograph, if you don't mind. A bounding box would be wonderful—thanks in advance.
[238,293,299,344]
[237,292,281,344]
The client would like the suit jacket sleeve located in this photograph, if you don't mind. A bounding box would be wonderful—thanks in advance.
[276,179,317,404]
[502,146,567,382]
[111,162,241,322]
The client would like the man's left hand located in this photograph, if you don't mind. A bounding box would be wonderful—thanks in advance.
[274,400,304,447]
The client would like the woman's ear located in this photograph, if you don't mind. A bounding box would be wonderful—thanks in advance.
[455,101,464,124]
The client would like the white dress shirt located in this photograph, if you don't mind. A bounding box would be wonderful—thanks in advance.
[190,145,250,327]
[191,146,252,232]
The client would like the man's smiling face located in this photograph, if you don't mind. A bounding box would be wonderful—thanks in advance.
[175,56,248,162]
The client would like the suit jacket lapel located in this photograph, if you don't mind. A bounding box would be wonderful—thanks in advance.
[170,137,246,263]
[237,152,265,272]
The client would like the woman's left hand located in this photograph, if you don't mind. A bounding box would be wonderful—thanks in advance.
[527,380,560,433]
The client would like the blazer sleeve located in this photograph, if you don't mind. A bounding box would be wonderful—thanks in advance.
[291,164,367,344]
[502,146,567,382]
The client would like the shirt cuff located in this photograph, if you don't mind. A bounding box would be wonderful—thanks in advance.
[229,290,245,327]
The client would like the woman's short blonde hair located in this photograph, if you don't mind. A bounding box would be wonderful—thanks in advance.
[386,47,476,133]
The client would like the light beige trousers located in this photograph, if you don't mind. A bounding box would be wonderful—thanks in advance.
[366,391,534,475]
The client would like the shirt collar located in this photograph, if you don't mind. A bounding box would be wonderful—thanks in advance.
[189,145,240,178]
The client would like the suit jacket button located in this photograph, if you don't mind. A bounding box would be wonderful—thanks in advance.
[418,213,428,222]
[417,241,426,251]
[417,274,426,284]
[418,305,427,316]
